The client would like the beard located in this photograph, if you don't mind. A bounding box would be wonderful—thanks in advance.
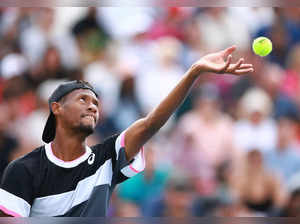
[75,122,95,137]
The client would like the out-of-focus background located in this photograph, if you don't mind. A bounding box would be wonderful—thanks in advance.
[1,7,300,217]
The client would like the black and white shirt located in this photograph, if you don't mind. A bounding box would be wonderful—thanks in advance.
[0,132,145,217]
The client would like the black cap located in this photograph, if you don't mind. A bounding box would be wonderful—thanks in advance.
[42,80,98,143]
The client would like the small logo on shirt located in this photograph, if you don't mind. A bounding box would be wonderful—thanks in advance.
[88,153,95,165]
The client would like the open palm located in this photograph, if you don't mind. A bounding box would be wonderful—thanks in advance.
[195,46,254,75]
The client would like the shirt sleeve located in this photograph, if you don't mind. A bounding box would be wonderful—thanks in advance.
[115,131,145,177]
[102,131,145,185]
[0,161,33,217]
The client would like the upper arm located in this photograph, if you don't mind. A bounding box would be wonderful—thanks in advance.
[0,161,33,217]
[123,118,149,161]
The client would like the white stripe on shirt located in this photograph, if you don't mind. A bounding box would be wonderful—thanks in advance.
[0,188,31,217]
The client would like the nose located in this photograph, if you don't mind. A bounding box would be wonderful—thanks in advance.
[88,102,98,114]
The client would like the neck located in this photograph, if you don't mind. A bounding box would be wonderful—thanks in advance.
[51,125,88,162]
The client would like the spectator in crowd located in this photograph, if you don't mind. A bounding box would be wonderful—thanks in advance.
[282,8,300,46]
[280,189,300,217]
[112,63,144,132]
[231,150,287,216]
[228,49,267,118]
[23,45,67,90]
[254,8,300,67]
[181,16,206,69]
[194,8,250,52]
[255,11,290,67]
[19,8,55,66]
[191,160,245,217]
[72,7,110,44]
[281,44,300,107]
[71,7,111,67]
[259,63,299,120]
[0,42,29,81]
[264,116,300,182]
[109,194,142,217]
[136,36,184,114]
[39,46,70,81]
[0,104,19,180]
[143,171,195,217]
[15,80,64,151]
[234,87,277,153]
[146,8,190,41]
[280,172,300,217]
[117,143,169,211]
[170,83,237,195]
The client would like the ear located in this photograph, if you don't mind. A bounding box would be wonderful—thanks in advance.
[51,102,62,116]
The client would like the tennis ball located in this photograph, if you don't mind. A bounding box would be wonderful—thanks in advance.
[252,37,273,57]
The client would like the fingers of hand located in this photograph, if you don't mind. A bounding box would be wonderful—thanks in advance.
[228,58,244,72]
[221,54,232,72]
[234,62,254,73]
[238,64,253,69]
[223,45,236,58]
[232,68,254,75]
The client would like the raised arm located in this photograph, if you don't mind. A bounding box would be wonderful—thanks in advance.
[123,46,254,161]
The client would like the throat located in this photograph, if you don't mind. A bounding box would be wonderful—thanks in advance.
[51,139,87,162]
[51,124,89,162]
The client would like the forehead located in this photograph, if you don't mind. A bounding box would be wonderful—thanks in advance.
[65,89,98,101]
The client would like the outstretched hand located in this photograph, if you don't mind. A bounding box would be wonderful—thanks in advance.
[191,46,254,76]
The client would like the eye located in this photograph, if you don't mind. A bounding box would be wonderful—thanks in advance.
[93,100,99,107]
[79,96,86,102]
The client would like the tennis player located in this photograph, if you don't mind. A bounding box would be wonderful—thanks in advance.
[0,46,253,217]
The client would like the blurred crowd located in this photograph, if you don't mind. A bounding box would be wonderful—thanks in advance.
[1,7,300,217]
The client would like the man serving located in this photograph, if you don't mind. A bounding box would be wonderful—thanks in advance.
[0,46,253,217]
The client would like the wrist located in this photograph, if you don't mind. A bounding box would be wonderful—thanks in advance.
[188,63,205,78]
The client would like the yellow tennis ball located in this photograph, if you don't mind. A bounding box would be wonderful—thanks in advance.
[252,37,273,57]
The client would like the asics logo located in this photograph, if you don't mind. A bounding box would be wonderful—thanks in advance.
[88,153,95,165]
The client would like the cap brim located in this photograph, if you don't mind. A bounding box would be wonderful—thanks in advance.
[42,112,56,143]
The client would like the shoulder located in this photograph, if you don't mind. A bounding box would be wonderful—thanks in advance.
[4,146,44,177]
[14,146,44,166]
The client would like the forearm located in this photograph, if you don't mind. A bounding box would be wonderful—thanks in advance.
[124,67,201,160]
[144,68,199,136]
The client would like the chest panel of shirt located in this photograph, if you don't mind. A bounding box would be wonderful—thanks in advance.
[30,159,114,217]
[35,146,113,198]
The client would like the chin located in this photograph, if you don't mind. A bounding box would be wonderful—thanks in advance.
[77,123,95,136]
